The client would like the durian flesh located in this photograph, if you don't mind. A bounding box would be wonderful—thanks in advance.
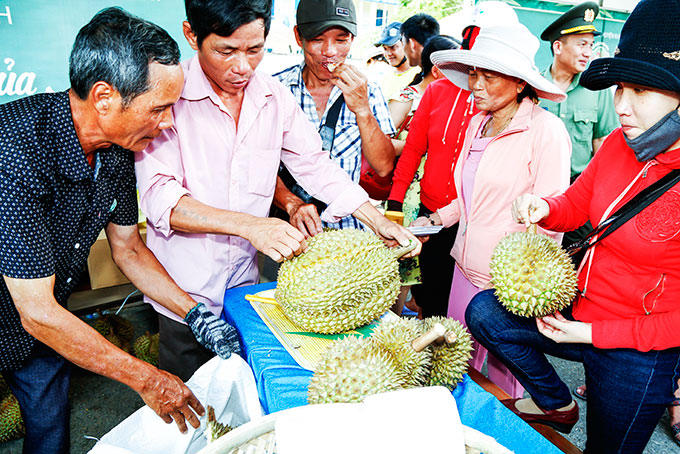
[276,229,400,334]
[490,231,577,317]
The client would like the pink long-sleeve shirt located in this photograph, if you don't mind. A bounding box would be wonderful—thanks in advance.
[135,56,368,322]
[437,98,571,288]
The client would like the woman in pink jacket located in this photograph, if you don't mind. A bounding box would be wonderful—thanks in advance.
[414,22,571,398]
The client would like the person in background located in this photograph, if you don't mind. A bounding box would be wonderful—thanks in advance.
[386,1,515,318]
[415,22,570,398]
[540,1,619,267]
[0,8,216,451]
[466,2,680,449]
[136,0,418,382]
[375,21,421,101]
[400,13,440,80]
[273,0,396,232]
[364,48,390,84]
[387,35,460,316]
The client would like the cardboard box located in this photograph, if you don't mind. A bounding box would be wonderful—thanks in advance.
[87,224,147,290]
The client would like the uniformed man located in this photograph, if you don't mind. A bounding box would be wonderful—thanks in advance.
[540,1,619,181]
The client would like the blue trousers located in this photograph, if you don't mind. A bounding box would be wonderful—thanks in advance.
[466,289,680,454]
[3,342,71,454]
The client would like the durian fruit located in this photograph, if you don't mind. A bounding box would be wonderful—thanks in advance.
[92,310,135,342]
[0,394,24,443]
[204,405,233,444]
[0,374,9,399]
[423,317,473,390]
[489,230,577,317]
[370,318,431,388]
[105,328,131,354]
[133,332,160,366]
[276,229,413,334]
[307,335,408,404]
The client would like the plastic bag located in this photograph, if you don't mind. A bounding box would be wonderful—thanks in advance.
[89,355,262,454]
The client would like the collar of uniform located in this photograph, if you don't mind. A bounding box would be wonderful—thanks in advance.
[181,55,273,110]
[54,90,94,182]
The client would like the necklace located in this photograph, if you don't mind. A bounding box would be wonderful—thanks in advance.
[482,114,514,138]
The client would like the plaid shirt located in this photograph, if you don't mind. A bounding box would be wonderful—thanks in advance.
[274,63,395,230]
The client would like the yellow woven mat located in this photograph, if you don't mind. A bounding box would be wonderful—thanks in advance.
[245,289,397,371]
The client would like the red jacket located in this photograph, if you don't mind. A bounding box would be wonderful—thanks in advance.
[541,129,680,351]
[388,78,478,212]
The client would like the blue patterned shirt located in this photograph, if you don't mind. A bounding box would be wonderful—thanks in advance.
[274,63,395,229]
[0,91,138,369]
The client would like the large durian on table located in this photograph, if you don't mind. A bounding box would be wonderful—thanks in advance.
[489,230,578,317]
[308,317,473,404]
[276,229,413,334]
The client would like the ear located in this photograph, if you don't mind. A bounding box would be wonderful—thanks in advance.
[517,81,527,93]
[90,81,115,115]
[293,26,304,48]
[431,65,443,80]
[552,40,562,55]
[183,21,199,51]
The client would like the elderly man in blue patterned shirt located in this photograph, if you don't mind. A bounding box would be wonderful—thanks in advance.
[272,0,396,234]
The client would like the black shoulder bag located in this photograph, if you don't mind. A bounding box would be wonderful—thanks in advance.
[566,169,680,257]
[278,95,345,214]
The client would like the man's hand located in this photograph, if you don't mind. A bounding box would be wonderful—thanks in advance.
[332,64,371,117]
[185,303,241,359]
[372,216,422,259]
[139,367,205,433]
[288,202,323,238]
[245,217,308,262]
[536,311,593,344]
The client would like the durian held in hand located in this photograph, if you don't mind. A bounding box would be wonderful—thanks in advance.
[276,229,416,334]
[489,224,577,318]
[307,317,473,404]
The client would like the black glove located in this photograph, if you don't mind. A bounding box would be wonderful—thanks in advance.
[184,303,242,359]
[386,200,403,212]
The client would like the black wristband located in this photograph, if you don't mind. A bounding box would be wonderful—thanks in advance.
[424,212,436,226]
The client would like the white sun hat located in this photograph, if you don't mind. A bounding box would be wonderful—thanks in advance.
[431,22,566,102]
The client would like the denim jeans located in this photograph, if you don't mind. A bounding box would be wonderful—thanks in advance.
[466,289,680,454]
[3,342,71,454]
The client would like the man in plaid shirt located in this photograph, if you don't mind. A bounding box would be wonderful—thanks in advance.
[273,0,396,233]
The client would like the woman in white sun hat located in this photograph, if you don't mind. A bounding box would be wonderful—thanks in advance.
[412,21,571,399]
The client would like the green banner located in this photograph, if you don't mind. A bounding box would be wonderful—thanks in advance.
[0,0,192,104]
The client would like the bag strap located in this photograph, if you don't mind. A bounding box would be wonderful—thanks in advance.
[322,94,345,131]
[567,168,680,255]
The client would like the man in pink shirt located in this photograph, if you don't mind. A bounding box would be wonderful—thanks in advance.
[135,0,420,380]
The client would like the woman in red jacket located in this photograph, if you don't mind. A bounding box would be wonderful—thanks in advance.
[465,1,680,452]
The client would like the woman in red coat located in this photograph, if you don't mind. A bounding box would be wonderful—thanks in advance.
[465,1,680,452]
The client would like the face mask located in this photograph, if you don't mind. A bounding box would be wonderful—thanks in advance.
[624,109,680,162]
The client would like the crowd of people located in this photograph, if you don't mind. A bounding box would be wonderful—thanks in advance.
[1,0,680,453]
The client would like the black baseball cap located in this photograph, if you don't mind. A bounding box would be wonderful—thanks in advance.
[296,0,357,40]
[541,1,601,42]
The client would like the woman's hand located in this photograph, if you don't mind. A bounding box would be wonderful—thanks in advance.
[511,194,550,227]
[410,211,442,227]
[536,311,593,344]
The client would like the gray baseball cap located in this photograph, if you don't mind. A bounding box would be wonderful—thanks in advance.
[296,0,357,40]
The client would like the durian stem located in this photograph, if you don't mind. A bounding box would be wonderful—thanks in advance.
[411,323,446,352]
[527,223,537,234]
[391,239,417,259]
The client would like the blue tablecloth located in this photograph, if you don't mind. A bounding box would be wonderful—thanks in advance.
[223,282,562,454]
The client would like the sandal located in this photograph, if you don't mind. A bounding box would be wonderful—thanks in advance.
[573,385,587,401]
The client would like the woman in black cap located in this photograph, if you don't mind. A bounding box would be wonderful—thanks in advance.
[465,0,680,452]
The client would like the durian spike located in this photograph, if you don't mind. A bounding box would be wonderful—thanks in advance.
[411,323,446,352]
[391,239,417,259]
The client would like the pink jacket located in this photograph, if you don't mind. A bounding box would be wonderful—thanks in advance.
[438,98,571,288]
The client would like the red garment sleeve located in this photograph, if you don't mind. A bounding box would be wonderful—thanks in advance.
[388,83,433,203]
[592,311,680,351]
[540,133,608,232]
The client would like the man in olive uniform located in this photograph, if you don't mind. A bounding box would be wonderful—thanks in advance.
[540,1,618,179]
[540,1,619,260]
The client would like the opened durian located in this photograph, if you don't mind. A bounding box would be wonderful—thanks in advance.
[0,394,24,443]
[133,332,160,366]
[276,229,414,334]
[490,230,577,317]
[423,317,473,389]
